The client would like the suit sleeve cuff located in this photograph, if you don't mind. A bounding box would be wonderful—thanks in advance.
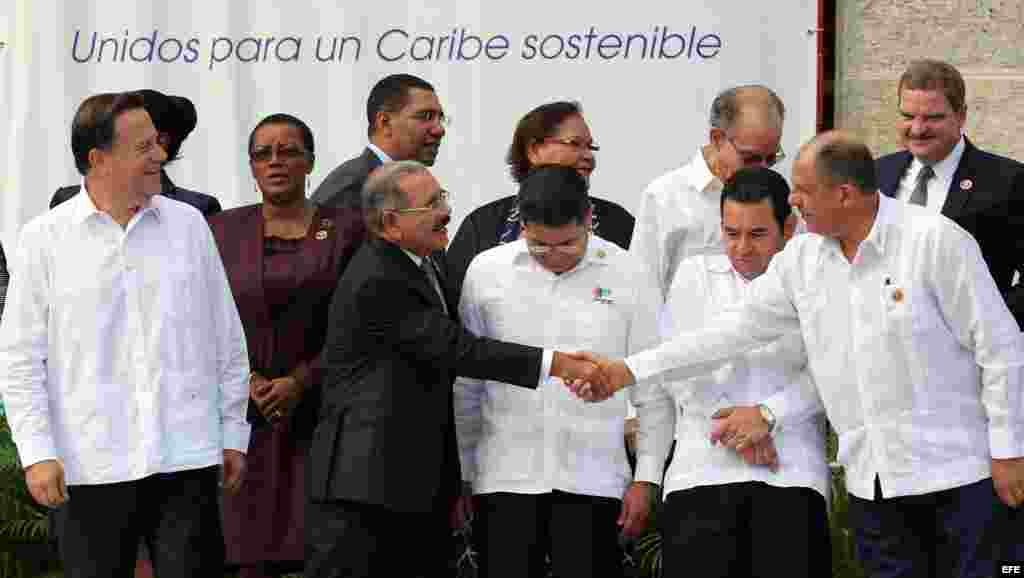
[222,422,252,454]
[633,456,663,485]
[540,349,554,385]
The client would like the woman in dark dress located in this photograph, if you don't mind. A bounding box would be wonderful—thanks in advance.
[210,114,364,578]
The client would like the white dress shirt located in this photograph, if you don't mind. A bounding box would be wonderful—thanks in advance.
[366,142,393,163]
[0,190,250,485]
[456,236,673,499]
[626,194,1023,500]
[661,254,828,500]
[630,149,725,299]
[896,135,965,212]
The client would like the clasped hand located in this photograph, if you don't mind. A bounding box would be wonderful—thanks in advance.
[552,351,636,402]
[710,406,779,471]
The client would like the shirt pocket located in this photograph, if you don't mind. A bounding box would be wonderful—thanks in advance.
[570,301,629,352]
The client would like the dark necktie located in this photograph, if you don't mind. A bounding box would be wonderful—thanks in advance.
[909,164,935,206]
[422,257,448,315]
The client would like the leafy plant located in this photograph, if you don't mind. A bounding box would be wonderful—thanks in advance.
[0,413,61,578]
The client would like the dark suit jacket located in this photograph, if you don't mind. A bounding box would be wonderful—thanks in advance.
[310,147,383,210]
[877,138,1024,328]
[446,194,635,303]
[50,172,222,218]
[309,238,543,514]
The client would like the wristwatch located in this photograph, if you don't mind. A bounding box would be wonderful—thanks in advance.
[757,403,777,434]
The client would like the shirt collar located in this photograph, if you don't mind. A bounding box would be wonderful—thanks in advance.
[859,193,896,255]
[910,134,964,182]
[367,143,393,163]
[401,248,424,268]
[72,180,161,226]
[687,149,724,197]
[705,253,755,284]
[510,233,610,273]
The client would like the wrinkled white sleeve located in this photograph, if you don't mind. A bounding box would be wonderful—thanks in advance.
[627,267,674,484]
[454,258,488,483]
[757,331,824,430]
[930,224,1024,459]
[0,224,57,468]
[202,220,250,454]
[630,183,672,300]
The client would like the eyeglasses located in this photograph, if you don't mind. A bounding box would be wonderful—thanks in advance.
[543,137,600,152]
[250,145,310,163]
[726,135,785,167]
[387,189,452,214]
[407,110,451,128]
[523,229,589,256]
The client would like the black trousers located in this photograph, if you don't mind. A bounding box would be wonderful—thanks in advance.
[661,481,831,578]
[849,476,1023,578]
[55,466,224,578]
[474,490,623,578]
[305,498,452,578]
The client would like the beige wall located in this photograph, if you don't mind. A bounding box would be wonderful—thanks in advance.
[835,0,1024,161]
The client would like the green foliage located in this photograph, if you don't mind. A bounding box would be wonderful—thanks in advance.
[0,414,61,578]
[633,486,663,578]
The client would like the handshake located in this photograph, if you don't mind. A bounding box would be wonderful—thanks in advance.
[551,351,636,402]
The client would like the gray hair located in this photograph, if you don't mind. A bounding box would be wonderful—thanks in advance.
[362,160,430,236]
[709,85,786,131]
[802,131,878,194]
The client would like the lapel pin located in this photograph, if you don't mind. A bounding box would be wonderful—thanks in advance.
[315,230,328,240]
[960,179,973,191]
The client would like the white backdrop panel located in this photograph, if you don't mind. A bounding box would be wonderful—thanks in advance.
[0,1,818,248]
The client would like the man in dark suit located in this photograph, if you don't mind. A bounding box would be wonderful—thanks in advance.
[305,161,607,578]
[50,89,221,217]
[310,74,446,210]
[876,59,1024,328]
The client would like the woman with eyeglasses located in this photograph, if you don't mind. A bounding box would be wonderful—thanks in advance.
[446,101,635,302]
[210,113,365,578]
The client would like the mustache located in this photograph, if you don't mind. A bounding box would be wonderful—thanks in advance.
[432,216,450,231]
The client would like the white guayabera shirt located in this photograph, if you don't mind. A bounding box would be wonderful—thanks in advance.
[630,149,725,300]
[661,253,829,501]
[626,194,1023,500]
[0,190,250,485]
[456,236,673,499]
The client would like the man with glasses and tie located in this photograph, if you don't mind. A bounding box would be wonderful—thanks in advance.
[306,161,609,578]
[311,73,449,210]
[453,165,671,578]
[631,85,787,299]
[875,59,1024,329]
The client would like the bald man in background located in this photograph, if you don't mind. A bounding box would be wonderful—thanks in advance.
[631,85,787,299]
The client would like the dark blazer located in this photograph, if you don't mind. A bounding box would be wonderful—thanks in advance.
[310,147,383,210]
[50,172,222,218]
[877,138,1024,327]
[446,194,635,303]
[309,238,544,514]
